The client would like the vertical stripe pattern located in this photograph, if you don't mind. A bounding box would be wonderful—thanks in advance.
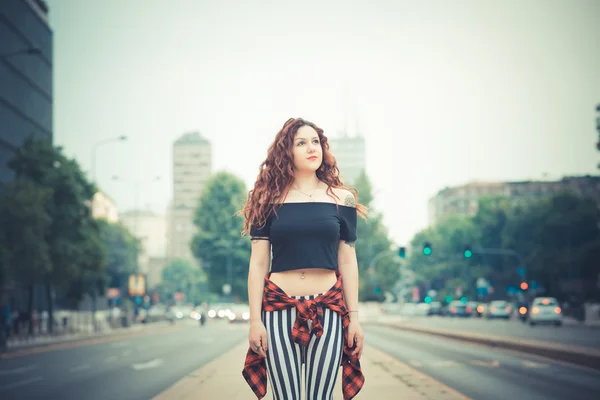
[263,293,344,400]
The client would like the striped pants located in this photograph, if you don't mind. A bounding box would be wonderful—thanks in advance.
[262,293,344,400]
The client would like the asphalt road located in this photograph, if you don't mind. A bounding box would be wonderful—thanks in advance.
[395,315,600,349]
[0,319,247,400]
[364,323,600,400]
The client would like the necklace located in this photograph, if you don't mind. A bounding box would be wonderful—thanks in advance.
[292,181,319,202]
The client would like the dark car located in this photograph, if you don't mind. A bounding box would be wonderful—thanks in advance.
[446,301,472,317]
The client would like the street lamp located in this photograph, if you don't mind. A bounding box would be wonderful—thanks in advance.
[0,47,42,61]
[111,175,161,237]
[91,136,127,181]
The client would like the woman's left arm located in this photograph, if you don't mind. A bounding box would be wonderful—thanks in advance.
[338,190,364,359]
[338,240,364,358]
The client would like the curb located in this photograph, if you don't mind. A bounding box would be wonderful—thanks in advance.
[374,322,600,370]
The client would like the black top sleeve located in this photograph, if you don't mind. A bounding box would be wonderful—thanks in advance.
[250,215,271,240]
[339,206,357,242]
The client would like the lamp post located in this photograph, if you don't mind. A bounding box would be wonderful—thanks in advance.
[111,175,161,237]
[91,136,127,182]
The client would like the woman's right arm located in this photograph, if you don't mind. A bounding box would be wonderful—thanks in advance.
[247,238,270,357]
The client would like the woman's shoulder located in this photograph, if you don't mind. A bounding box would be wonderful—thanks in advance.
[331,187,356,208]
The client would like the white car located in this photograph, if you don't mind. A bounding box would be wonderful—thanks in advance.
[485,300,512,319]
[529,297,563,326]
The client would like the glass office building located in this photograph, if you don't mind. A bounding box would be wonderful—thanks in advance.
[0,0,53,192]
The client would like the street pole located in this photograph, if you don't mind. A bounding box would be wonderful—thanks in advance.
[91,136,127,182]
[228,249,233,301]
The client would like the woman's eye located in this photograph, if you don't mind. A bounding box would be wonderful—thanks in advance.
[313,139,320,144]
[297,142,304,146]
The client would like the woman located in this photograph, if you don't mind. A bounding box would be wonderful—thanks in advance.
[240,117,367,400]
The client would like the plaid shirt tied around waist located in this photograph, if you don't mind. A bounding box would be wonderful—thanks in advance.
[242,271,365,400]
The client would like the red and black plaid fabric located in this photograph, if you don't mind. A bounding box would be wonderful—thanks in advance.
[242,271,365,399]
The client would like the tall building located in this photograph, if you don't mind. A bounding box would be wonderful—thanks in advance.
[120,210,167,287]
[167,132,212,264]
[0,0,53,193]
[328,133,366,185]
[428,175,600,226]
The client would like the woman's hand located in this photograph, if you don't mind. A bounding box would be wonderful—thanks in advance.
[347,319,364,359]
[249,321,268,358]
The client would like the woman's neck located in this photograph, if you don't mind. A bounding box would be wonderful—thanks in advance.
[291,172,320,193]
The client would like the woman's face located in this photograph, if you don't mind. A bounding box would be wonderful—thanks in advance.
[291,125,323,173]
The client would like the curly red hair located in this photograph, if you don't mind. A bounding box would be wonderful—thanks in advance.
[240,117,367,236]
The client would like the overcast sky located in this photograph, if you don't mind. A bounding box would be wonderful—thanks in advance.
[47,0,600,246]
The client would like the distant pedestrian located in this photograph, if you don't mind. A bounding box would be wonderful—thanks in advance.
[240,118,367,399]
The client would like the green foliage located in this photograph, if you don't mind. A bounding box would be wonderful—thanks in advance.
[0,177,53,285]
[191,171,250,300]
[0,136,140,309]
[159,258,204,303]
[408,190,600,301]
[97,219,140,287]
[350,169,400,301]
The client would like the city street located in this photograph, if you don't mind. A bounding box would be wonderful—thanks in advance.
[0,319,246,400]
[364,323,600,400]
[2,316,600,399]
[390,315,600,349]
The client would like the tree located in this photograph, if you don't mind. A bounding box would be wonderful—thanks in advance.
[97,219,139,288]
[191,171,250,300]
[0,177,53,333]
[350,169,400,301]
[160,259,202,304]
[5,136,106,332]
[407,189,600,303]
[503,191,600,300]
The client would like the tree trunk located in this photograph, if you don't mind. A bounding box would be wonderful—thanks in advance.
[91,287,97,332]
[45,277,54,334]
[27,284,34,335]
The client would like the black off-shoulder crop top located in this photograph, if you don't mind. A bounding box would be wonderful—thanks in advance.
[249,202,357,273]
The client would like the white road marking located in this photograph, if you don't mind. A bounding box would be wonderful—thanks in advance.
[0,365,37,376]
[430,360,459,367]
[0,376,43,391]
[69,364,91,373]
[132,358,164,371]
[471,360,500,367]
[522,360,550,368]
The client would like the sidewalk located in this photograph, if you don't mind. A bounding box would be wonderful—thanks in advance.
[153,341,468,400]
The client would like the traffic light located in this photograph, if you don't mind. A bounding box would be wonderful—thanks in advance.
[463,245,473,259]
[398,247,406,258]
[423,242,432,256]
[520,281,529,291]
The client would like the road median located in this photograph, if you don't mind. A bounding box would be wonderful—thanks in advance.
[375,321,600,370]
[153,340,469,400]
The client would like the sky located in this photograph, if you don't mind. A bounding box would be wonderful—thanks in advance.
[46,0,600,246]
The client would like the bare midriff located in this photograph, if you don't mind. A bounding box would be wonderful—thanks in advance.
[269,268,337,297]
